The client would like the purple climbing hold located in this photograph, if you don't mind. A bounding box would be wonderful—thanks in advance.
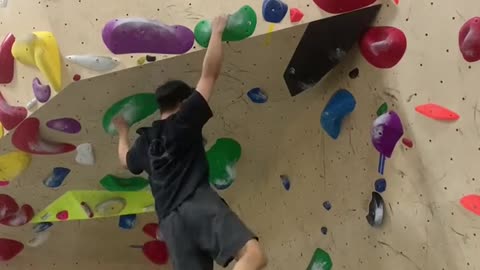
[263,0,289,23]
[374,178,386,193]
[32,78,51,103]
[46,118,81,134]
[371,111,404,158]
[102,18,194,54]
[323,201,332,211]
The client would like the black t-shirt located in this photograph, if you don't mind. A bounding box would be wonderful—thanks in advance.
[126,91,213,218]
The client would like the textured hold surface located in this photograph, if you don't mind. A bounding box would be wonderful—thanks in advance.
[32,78,51,103]
[194,5,257,48]
[12,118,76,155]
[459,17,480,62]
[0,239,23,262]
[374,178,387,193]
[0,152,31,183]
[247,88,268,103]
[415,103,459,121]
[360,27,407,68]
[102,19,194,54]
[306,248,332,270]
[0,91,27,130]
[43,167,71,189]
[118,214,136,230]
[103,93,157,135]
[1,204,34,226]
[11,32,62,91]
[460,195,480,216]
[66,55,119,71]
[46,118,81,134]
[313,0,375,14]
[263,0,288,23]
[366,192,384,227]
[289,8,304,23]
[0,33,15,84]
[321,89,356,139]
[207,138,242,190]
[0,194,19,221]
[371,111,404,158]
[143,241,169,265]
[100,174,149,191]
[75,143,95,165]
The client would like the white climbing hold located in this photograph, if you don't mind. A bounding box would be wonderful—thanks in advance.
[0,0,7,8]
[27,231,51,247]
[66,55,120,72]
[26,99,38,111]
[75,143,95,165]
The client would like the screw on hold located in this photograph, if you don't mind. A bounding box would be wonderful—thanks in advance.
[323,201,332,211]
[321,226,328,235]
[349,68,359,79]
[280,175,290,191]
[146,55,156,62]
[81,201,94,218]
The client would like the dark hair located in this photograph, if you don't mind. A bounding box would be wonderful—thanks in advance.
[155,80,193,112]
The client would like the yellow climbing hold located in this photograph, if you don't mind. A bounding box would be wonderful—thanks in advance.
[12,32,62,92]
[137,56,146,65]
[31,190,154,223]
[0,151,31,181]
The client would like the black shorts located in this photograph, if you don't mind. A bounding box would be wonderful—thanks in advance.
[160,186,257,270]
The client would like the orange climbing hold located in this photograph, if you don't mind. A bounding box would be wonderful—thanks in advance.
[415,104,459,121]
[461,195,480,216]
[290,8,304,23]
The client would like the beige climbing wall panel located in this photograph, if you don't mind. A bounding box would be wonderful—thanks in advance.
[1,0,480,270]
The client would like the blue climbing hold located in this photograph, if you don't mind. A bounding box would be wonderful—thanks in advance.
[43,167,71,189]
[280,175,290,191]
[33,222,53,233]
[321,89,356,139]
[119,214,136,230]
[247,88,268,104]
[375,178,387,193]
[323,201,332,211]
[262,0,288,23]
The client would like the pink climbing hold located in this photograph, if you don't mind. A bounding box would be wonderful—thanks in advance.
[402,138,413,148]
[393,0,400,5]
[12,117,77,155]
[0,204,34,227]
[415,104,459,121]
[56,210,69,221]
[0,194,19,221]
[290,8,304,23]
[0,33,15,84]
[459,17,480,62]
[313,0,375,14]
[143,240,169,265]
[360,26,407,69]
[460,195,480,216]
[0,238,24,262]
[0,181,9,187]
[0,91,27,130]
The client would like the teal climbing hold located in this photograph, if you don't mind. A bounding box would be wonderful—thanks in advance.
[306,248,333,270]
[194,5,257,48]
[207,138,241,190]
[99,174,149,191]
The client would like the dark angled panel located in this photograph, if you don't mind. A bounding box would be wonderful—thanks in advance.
[283,4,381,96]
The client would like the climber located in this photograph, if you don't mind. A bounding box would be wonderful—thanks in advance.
[112,15,267,270]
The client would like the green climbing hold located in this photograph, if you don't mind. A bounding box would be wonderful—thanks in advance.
[376,102,388,116]
[100,174,149,192]
[102,93,158,135]
[207,138,241,190]
[306,248,332,270]
[194,5,257,48]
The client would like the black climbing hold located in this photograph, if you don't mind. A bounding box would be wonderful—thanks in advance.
[280,175,290,191]
[146,55,156,62]
[348,68,359,79]
[321,226,328,235]
[366,192,384,227]
[323,201,332,211]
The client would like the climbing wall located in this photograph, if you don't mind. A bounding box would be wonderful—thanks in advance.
[1,0,480,269]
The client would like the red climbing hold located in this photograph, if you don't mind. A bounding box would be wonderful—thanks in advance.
[461,195,480,216]
[313,0,375,14]
[0,91,27,130]
[0,33,15,84]
[459,17,480,62]
[415,104,459,121]
[393,0,400,5]
[0,204,34,227]
[0,181,9,187]
[143,223,159,239]
[402,138,413,148]
[0,194,19,221]
[73,74,81,81]
[143,240,169,265]
[0,238,24,262]
[360,26,407,69]
[290,8,304,23]
[56,210,69,221]
[12,118,77,155]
